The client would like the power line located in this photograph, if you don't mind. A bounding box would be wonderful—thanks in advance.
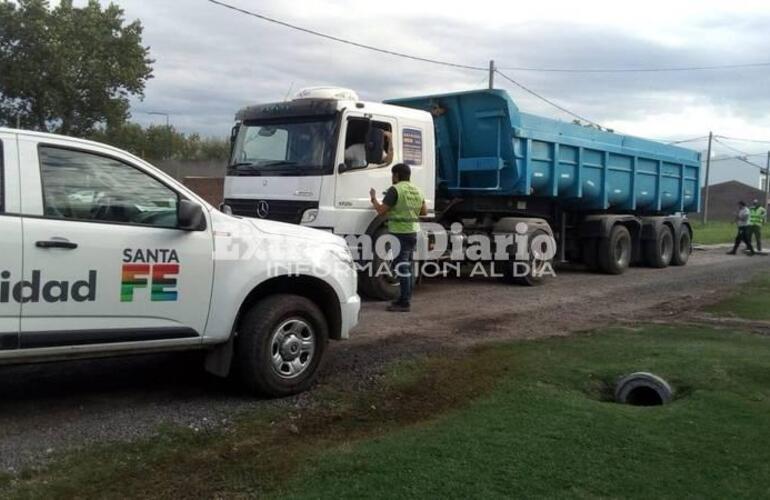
[206,0,487,72]
[711,153,766,162]
[715,134,770,145]
[713,137,765,157]
[667,136,709,145]
[498,62,770,73]
[494,69,602,128]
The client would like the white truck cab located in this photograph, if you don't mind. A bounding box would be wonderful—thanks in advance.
[224,87,436,236]
[0,127,359,397]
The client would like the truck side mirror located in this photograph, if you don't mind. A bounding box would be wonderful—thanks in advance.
[178,199,206,231]
[365,127,385,164]
[229,123,241,157]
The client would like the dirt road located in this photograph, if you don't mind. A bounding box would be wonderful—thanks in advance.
[1,248,767,471]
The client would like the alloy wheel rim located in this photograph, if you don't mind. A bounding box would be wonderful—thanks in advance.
[269,318,316,379]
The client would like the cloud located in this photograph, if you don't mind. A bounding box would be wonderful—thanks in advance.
[113,0,770,167]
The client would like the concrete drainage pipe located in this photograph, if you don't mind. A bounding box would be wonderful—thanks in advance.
[614,372,673,406]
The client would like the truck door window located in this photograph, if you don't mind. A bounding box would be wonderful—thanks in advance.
[343,119,393,169]
[38,146,180,229]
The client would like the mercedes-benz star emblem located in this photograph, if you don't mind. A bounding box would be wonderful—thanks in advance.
[256,200,270,218]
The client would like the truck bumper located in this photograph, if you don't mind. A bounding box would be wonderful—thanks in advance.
[339,294,361,340]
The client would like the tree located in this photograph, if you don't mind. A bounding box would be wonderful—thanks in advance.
[90,122,230,162]
[0,0,153,135]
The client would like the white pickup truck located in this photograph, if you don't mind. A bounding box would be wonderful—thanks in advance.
[0,128,360,397]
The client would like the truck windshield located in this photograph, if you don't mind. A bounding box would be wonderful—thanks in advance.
[229,117,336,176]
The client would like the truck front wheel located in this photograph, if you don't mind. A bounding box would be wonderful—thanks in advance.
[599,225,632,274]
[236,294,329,397]
[359,226,414,301]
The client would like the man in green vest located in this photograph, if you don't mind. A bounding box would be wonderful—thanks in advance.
[748,199,767,253]
[370,163,427,312]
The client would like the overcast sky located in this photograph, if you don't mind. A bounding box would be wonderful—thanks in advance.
[101,0,770,186]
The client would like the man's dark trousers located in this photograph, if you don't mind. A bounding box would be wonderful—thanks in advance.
[392,233,417,306]
[731,226,755,254]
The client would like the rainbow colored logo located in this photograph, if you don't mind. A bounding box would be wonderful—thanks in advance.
[121,263,179,302]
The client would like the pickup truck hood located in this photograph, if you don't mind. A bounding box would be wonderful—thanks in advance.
[244,217,344,246]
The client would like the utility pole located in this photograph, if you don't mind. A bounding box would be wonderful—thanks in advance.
[488,60,495,89]
[701,131,713,224]
[764,151,770,211]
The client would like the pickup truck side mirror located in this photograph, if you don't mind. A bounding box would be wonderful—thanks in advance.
[365,127,385,164]
[178,199,206,231]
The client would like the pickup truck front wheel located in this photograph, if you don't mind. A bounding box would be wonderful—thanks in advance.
[237,294,329,397]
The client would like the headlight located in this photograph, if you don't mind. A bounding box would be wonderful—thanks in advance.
[301,209,318,224]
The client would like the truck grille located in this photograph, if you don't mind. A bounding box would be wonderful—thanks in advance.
[224,199,318,225]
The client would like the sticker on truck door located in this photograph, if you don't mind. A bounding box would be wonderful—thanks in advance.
[403,129,423,165]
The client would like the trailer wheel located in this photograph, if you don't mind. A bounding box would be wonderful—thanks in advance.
[643,225,674,268]
[599,225,632,274]
[670,227,691,266]
[359,226,414,301]
[506,228,553,286]
[236,294,328,397]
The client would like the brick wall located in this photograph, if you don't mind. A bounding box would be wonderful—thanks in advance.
[700,180,768,221]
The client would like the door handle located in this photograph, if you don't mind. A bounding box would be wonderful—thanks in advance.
[36,239,78,250]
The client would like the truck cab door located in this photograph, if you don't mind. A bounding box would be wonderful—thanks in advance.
[0,132,21,350]
[16,137,214,350]
[335,113,397,226]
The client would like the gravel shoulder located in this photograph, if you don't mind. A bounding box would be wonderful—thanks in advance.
[0,248,767,471]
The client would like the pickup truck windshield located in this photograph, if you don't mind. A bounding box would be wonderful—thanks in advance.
[229,117,336,176]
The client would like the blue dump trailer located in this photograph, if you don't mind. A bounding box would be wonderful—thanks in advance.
[226,86,702,299]
[386,89,701,214]
[379,89,701,285]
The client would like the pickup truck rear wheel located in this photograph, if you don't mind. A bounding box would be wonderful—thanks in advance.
[599,225,631,274]
[236,294,328,397]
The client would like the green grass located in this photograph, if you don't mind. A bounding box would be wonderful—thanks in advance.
[274,326,770,499]
[706,273,770,321]
[691,221,737,245]
[3,325,770,499]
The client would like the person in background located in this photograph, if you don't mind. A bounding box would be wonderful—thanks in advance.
[727,201,755,256]
[748,198,766,253]
[369,163,427,312]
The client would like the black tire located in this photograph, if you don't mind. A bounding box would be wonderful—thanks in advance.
[598,225,632,275]
[582,238,600,272]
[670,227,691,266]
[236,294,328,397]
[505,228,553,286]
[643,225,674,268]
[359,226,414,301]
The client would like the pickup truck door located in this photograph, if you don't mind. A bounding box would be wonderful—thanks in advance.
[0,132,22,350]
[17,137,214,350]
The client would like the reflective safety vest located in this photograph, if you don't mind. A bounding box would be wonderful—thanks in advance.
[389,181,424,234]
[749,206,767,226]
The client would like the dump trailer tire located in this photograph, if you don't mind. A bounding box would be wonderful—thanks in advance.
[236,294,329,397]
[643,225,674,268]
[598,225,632,275]
[671,227,692,266]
